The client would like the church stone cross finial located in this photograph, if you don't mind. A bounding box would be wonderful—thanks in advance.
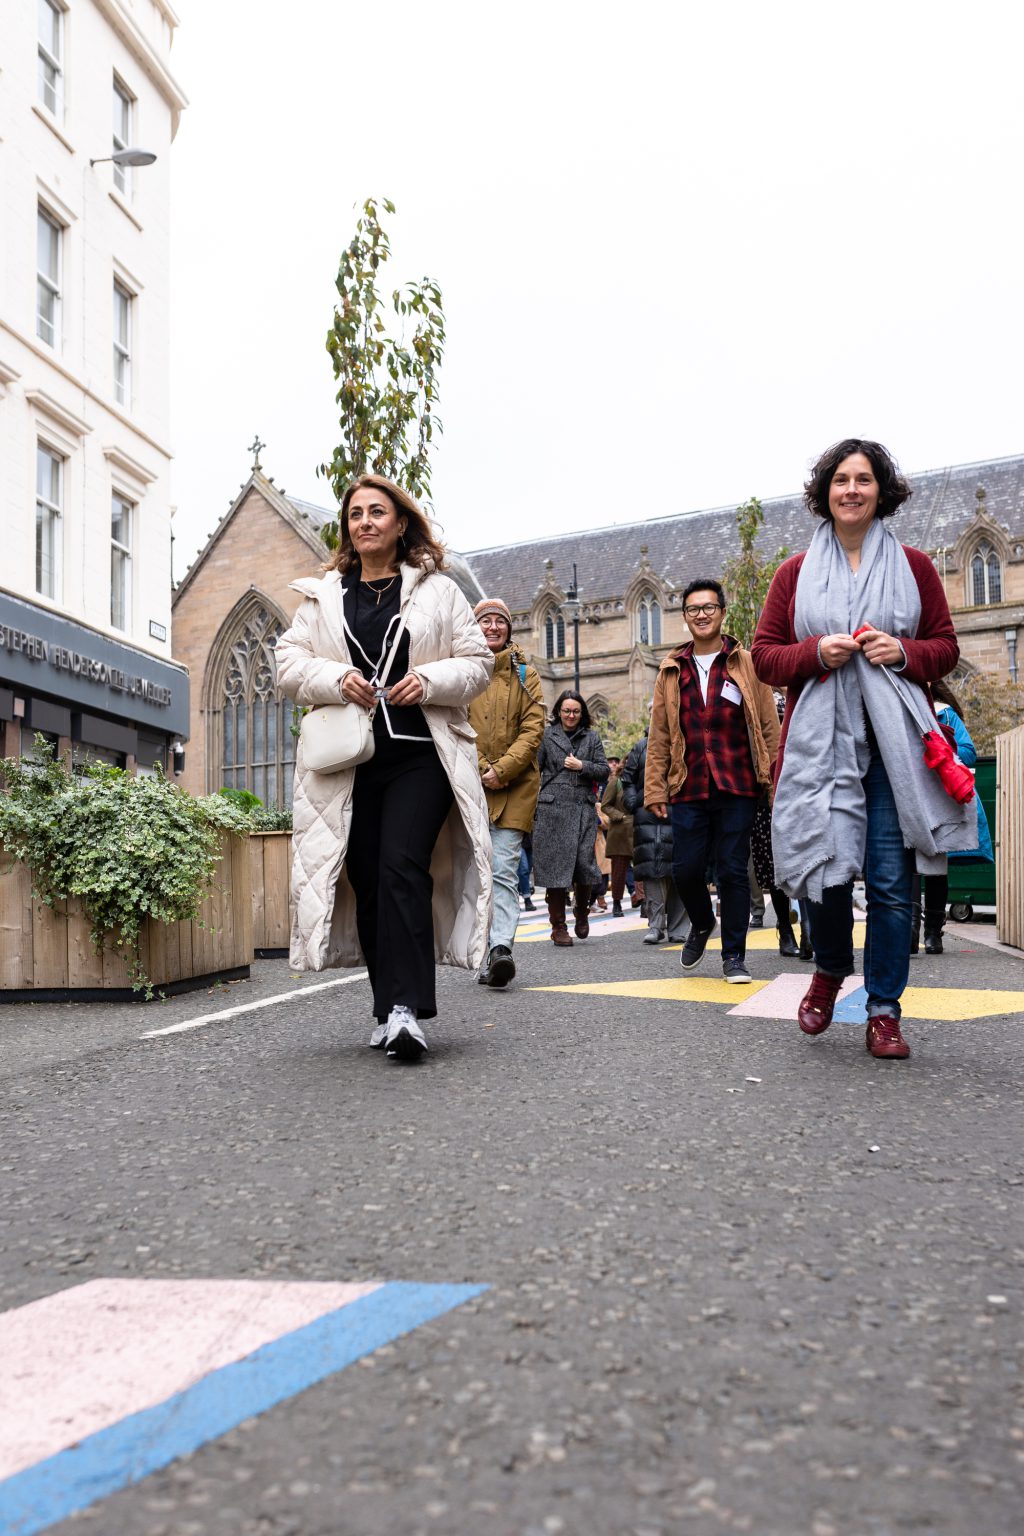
[248,434,266,471]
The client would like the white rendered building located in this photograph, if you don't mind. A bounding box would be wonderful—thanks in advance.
[0,0,189,770]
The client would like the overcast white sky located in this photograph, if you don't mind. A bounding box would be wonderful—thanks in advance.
[168,0,1024,581]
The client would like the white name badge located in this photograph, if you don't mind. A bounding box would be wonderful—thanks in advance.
[721,679,742,706]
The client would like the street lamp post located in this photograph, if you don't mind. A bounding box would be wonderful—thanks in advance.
[89,147,158,168]
[562,562,582,693]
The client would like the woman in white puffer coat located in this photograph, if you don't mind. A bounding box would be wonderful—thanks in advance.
[275,474,493,1063]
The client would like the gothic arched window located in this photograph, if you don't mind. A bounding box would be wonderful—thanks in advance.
[970,543,1002,606]
[636,592,662,646]
[218,604,297,807]
[544,609,566,659]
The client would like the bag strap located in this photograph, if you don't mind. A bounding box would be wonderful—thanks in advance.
[366,603,412,722]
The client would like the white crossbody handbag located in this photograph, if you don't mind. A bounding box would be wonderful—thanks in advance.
[299,605,411,774]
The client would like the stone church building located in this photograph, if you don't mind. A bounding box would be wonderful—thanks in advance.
[172,451,1024,806]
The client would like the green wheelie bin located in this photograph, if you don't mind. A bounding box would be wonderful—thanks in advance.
[946,755,996,922]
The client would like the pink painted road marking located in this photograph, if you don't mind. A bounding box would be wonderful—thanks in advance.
[726,973,864,1020]
[0,1278,380,1481]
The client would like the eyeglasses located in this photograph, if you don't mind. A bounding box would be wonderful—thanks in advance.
[683,603,723,618]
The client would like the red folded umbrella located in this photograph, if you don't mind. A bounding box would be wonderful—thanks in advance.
[921,727,976,803]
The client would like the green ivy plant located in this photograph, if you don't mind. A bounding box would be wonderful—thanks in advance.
[0,740,250,996]
[217,786,292,832]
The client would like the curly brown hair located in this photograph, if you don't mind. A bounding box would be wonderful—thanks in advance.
[804,438,912,521]
[326,474,448,575]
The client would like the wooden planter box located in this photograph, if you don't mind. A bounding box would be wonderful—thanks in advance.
[0,832,252,1001]
[250,831,292,956]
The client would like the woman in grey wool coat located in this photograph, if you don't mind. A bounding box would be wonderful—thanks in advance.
[532,690,609,946]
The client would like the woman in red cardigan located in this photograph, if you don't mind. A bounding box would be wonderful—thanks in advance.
[751,439,975,1061]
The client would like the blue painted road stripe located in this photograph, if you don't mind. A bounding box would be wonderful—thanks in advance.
[0,1280,486,1536]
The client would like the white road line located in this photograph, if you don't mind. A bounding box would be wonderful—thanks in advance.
[140,972,369,1039]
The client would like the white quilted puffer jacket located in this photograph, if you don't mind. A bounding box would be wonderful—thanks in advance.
[275,563,494,973]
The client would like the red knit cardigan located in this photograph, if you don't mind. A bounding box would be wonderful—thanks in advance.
[751,544,959,786]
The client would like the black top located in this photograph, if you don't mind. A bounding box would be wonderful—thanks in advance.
[342,576,432,743]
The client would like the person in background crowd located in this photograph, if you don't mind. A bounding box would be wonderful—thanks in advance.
[910,677,993,955]
[646,578,780,984]
[518,834,536,912]
[276,473,492,1063]
[748,855,767,929]
[533,691,609,945]
[593,817,610,911]
[750,795,805,957]
[469,597,546,988]
[750,686,812,959]
[621,727,690,945]
[752,437,974,1060]
[600,756,634,917]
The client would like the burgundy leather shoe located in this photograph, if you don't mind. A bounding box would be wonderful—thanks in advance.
[797,970,843,1035]
[866,1015,911,1059]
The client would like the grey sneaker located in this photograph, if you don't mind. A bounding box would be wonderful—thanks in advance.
[723,955,752,984]
[680,920,716,970]
[369,1021,388,1049]
[643,929,666,945]
[385,1004,428,1061]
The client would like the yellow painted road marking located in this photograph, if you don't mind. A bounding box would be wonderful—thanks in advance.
[533,978,773,1004]
[664,923,867,953]
[899,987,1024,1021]
[530,977,1024,1022]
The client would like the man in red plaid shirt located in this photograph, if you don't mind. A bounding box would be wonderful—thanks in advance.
[645,579,780,983]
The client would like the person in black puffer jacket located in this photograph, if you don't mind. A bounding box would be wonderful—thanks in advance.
[620,733,690,945]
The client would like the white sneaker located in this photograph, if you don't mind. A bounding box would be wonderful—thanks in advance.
[369,1021,388,1049]
[384,1004,428,1061]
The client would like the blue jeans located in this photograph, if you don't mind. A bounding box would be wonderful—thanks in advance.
[806,752,915,1018]
[670,788,758,960]
[517,845,532,898]
[490,827,524,951]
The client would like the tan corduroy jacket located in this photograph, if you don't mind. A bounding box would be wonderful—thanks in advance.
[644,639,780,807]
[468,644,546,832]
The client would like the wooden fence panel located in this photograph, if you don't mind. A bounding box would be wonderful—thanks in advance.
[67,906,103,988]
[251,833,291,952]
[32,897,68,989]
[0,832,250,994]
[996,723,1024,949]
[0,849,33,988]
[232,834,254,964]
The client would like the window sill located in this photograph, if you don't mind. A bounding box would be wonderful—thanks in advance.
[32,103,76,155]
[108,188,143,232]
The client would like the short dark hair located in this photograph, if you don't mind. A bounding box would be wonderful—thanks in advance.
[551,689,591,730]
[681,578,727,610]
[804,438,912,521]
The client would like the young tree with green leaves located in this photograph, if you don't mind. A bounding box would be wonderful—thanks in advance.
[721,496,789,648]
[317,197,445,549]
[593,700,653,760]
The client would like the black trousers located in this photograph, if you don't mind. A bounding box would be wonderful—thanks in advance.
[345,739,454,1022]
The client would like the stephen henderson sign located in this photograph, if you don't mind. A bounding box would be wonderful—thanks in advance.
[0,593,188,736]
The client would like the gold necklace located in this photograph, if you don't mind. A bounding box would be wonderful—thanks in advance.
[361,573,398,606]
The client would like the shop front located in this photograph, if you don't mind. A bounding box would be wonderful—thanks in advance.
[0,592,189,774]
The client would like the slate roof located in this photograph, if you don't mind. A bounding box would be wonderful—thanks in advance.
[462,453,1024,615]
[286,494,333,530]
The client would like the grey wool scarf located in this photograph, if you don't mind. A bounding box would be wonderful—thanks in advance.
[772,518,977,902]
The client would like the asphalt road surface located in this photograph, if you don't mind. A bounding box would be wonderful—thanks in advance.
[1,907,1022,1536]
